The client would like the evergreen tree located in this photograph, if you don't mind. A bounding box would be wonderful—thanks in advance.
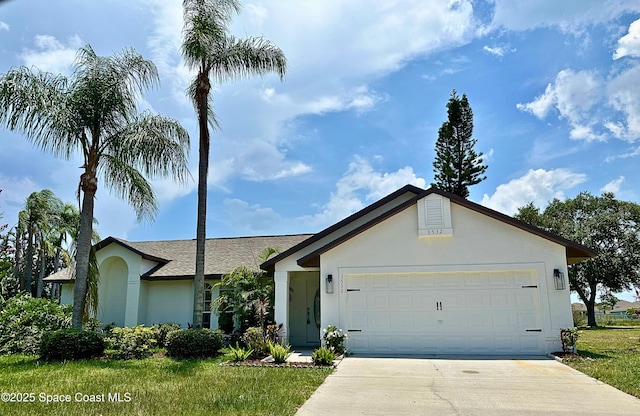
[432,90,487,198]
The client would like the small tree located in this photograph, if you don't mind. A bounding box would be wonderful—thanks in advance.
[432,89,487,198]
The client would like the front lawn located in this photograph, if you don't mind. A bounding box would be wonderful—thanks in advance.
[562,327,640,399]
[0,354,332,416]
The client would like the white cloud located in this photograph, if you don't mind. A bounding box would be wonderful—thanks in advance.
[301,156,426,228]
[614,18,640,59]
[601,176,625,194]
[482,45,515,57]
[517,69,604,141]
[606,64,640,141]
[604,145,640,162]
[0,21,9,31]
[480,168,587,215]
[222,198,282,233]
[490,0,640,33]
[20,34,83,74]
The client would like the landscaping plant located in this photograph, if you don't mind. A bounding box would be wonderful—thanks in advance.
[222,343,253,362]
[0,293,71,354]
[312,346,336,366]
[106,325,157,359]
[166,328,224,359]
[40,329,105,361]
[267,341,292,364]
[322,325,347,354]
[560,328,579,354]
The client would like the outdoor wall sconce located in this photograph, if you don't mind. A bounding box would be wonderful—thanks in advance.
[554,269,566,290]
[326,274,334,294]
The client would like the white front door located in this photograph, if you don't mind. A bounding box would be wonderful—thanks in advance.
[345,270,544,355]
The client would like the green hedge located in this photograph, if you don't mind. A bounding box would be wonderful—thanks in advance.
[40,329,105,361]
[166,329,224,359]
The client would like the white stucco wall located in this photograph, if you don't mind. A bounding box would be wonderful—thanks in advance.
[313,197,572,354]
[145,280,194,326]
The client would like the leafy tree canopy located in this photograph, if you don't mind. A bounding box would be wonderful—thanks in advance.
[515,191,640,327]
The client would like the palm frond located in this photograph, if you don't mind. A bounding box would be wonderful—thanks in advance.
[105,112,192,183]
[100,154,158,221]
[187,78,221,130]
[209,35,287,83]
[182,0,242,71]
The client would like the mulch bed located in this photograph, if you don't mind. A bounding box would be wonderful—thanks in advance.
[220,359,329,368]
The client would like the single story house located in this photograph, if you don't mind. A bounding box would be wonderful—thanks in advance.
[46,185,596,355]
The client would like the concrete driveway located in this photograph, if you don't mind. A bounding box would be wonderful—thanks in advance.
[296,355,640,415]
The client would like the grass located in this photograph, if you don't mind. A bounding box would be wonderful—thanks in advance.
[0,354,332,416]
[562,327,640,398]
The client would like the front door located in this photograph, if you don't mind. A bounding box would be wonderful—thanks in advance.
[289,272,321,347]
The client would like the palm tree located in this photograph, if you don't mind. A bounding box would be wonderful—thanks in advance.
[19,190,63,297]
[182,0,287,329]
[0,45,191,327]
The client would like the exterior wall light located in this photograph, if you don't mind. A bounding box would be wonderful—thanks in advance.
[326,274,334,294]
[553,269,566,290]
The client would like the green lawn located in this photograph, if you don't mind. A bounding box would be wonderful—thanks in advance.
[0,354,332,416]
[563,327,640,398]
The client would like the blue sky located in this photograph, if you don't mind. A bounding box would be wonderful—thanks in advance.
[1,1,640,300]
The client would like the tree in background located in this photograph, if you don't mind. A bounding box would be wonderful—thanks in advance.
[181,0,287,329]
[432,90,487,198]
[515,192,640,327]
[0,45,190,328]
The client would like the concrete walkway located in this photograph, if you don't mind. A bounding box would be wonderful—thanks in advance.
[296,355,640,415]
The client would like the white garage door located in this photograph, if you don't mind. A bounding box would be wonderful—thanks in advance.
[345,270,544,355]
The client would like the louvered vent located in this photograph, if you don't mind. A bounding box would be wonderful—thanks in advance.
[417,194,453,237]
[425,200,444,227]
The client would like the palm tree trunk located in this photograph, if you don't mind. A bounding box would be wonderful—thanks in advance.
[36,239,46,298]
[13,231,23,290]
[25,228,34,295]
[193,70,211,329]
[72,184,96,328]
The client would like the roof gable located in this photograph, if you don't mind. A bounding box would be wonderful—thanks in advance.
[262,185,597,270]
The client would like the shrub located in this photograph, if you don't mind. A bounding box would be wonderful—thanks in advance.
[106,325,157,359]
[243,326,269,358]
[572,309,587,327]
[166,329,224,359]
[322,325,347,355]
[151,322,182,348]
[221,343,253,362]
[267,341,291,364]
[40,329,105,361]
[312,346,336,366]
[560,328,579,354]
[0,293,71,354]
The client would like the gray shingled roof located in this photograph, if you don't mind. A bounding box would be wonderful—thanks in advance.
[45,234,313,282]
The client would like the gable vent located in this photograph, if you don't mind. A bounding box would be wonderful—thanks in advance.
[425,200,444,227]
[417,194,453,237]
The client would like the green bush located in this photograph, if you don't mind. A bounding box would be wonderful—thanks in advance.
[106,325,157,359]
[243,326,268,357]
[322,325,347,355]
[0,293,72,354]
[40,329,105,361]
[166,329,224,359]
[572,309,587,327]
[221,343,253,362]
[311,346,336,366]
[151,322,182,348]
[267,341,291,364]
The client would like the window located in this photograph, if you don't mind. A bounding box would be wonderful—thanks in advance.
[203,283,212,329]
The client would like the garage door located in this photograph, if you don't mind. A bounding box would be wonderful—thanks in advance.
[345,270,544,355]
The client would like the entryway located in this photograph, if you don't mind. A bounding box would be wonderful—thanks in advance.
[288,271,321,347]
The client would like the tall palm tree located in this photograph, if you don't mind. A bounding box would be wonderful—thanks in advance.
[182,0,287,329]
[0,45,191,327]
